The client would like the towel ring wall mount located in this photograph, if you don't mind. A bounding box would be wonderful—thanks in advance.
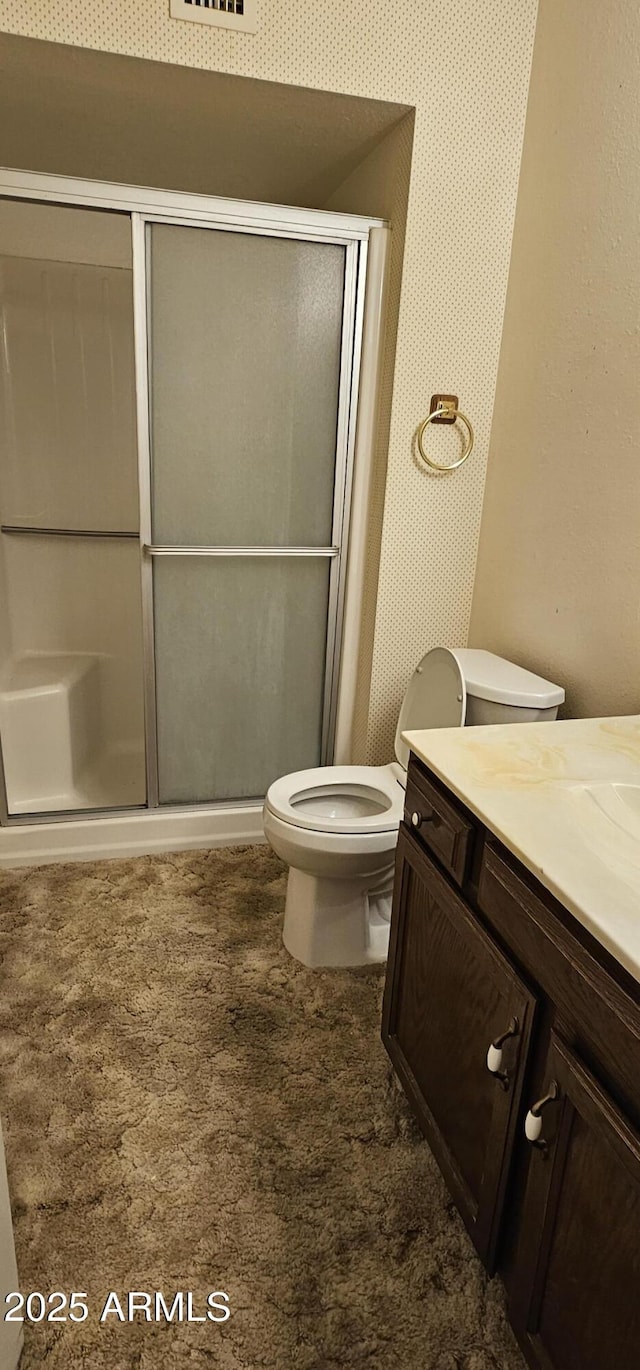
[417,394,474,473]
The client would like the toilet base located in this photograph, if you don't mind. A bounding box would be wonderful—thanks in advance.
[282,864,393,969]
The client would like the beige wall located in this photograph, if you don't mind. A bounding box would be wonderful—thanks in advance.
[0,1,540,761]
[0,35,409,208]
[325,114,415,758]
[469,0,640,720]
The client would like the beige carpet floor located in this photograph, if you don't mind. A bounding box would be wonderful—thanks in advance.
[0,845,525,1369]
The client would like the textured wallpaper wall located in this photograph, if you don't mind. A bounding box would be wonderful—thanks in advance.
[469,0,640,720]
[0,0,539,761]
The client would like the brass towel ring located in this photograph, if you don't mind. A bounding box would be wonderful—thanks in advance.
[417,405,474,473]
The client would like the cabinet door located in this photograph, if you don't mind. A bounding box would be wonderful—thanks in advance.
[517,1034,640,1370]
[382,828,537,1269]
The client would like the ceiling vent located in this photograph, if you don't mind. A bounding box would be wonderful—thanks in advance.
[170,0,257,34]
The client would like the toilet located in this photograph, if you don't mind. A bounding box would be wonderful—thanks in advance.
[263,648,564,969]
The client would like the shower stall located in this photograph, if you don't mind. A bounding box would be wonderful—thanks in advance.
[0,171,387,863]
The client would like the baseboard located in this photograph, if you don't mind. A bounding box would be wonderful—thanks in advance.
[0,804,265,868]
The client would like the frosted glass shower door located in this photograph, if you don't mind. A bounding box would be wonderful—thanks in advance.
[0,206,146,818]
[145,221,353,805]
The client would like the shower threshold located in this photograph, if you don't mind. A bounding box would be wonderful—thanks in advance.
[0,800,265,868]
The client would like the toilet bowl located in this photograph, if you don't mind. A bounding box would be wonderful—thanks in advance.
[264,763,404,967]
[264,648,564,969]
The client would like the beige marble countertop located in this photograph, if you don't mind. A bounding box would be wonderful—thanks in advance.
[403,715,640,984]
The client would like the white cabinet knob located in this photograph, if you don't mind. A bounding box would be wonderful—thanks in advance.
[487,1043,503,1074]
[525,1109,543,1143]
[524,1082,559,1145]
[486,1016,519,1088]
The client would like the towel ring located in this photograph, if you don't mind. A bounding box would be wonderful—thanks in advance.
[417,405,474,473]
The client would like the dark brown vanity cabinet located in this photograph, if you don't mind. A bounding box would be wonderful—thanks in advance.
[383,829,537,1269]
[383,754,640,1370]
[518,1034,640,1370]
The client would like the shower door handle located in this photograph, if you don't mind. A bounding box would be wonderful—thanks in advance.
[143,545,339,558]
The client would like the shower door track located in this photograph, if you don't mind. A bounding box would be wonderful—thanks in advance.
[0,170,389,841]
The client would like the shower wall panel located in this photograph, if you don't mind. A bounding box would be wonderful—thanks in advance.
[0,254,138,532]
[0,198,132,270]
[0,539,11,678]
[3,534,145,756]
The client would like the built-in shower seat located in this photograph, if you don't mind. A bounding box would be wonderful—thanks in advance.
[0,652,102,813]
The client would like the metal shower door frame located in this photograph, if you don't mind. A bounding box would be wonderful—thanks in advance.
[133,210,367,809]
[0,170,386,827]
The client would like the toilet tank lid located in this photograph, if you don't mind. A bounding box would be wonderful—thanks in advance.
[452,649,565,708]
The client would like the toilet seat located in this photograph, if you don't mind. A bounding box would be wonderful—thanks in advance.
[265,764,404,835]
[394,647,466,770]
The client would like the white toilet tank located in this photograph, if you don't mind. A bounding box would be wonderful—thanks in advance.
[395,648,564,769]
[455,649,564,726]
[464,696,558,725]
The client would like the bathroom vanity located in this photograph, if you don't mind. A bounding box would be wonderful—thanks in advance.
[382,717,640,1370]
